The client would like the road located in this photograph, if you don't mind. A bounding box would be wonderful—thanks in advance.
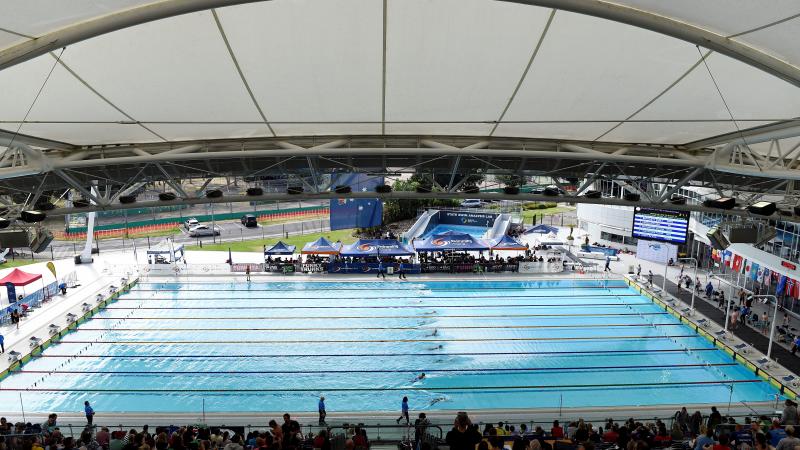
[23,217,331,261]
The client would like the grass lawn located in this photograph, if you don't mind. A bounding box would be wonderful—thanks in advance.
[0,259,39,268]
[185,228,358,252]
[59,227,181,241]
[521,205,574,220]
[258,213,328,226]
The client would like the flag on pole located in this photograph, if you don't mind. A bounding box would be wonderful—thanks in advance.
[751,263,760,281]
[777,275,787,294]
[732,255,743,272]
[763,268,771,286]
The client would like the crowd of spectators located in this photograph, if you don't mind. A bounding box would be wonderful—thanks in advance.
[0,413,325,450]
[445,404,800,450]
[8,404,800,450]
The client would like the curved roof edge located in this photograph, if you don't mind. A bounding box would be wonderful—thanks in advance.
[0,0,799,90]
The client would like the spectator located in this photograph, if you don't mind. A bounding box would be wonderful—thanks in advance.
[768,420,786,448]
[670,423,685,442]
[732,424,753,449]
[714,435,731,450]
[695,428,715,450]
[79,429,101,450]
[96,428,111,450]
[604,425,620,443]
[223,435,243,450]
[445,412,481,450]
[783,400,799,425]
[312,430,330,450]
[42,414,58,435]
[775,426,800,450]
[551,421,564,439]
[414,413,430,447]
[708,407,723,433]
[754,433,771,450]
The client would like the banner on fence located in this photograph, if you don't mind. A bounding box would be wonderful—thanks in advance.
[231,263,264,273]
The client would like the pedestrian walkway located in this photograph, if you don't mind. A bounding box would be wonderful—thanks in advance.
[652,273,800,374]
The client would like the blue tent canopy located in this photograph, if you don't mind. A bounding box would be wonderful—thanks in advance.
[264,241,297,255]
[340,239,415,257]
[525,224,559,235]
[414,231,490,252]
[301,237,342,255]
[490,234,528,251]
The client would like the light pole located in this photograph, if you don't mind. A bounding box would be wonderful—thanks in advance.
[678,257,698,314]
[753,295,780,359]
[662,261,669,297]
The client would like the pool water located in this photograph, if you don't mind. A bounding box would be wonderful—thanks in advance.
[420,224,488,239]
[0,279,780,413]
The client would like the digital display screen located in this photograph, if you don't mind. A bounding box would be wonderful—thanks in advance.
[632,207,689,244]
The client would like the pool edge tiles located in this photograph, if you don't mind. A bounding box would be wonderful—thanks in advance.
[0,278,140,383]
[624,276,800,401]
[0,278,785,414]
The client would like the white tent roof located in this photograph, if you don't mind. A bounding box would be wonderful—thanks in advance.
[1,0,799,147]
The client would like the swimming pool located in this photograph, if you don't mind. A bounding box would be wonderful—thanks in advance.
[0,279,780,413]
[420,224,488,239]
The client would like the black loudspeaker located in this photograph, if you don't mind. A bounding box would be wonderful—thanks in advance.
[669,195,686,205]
[206,189,223,199]
[29,229,54,253]
[119,195,137,204]
[795,205,800,217]
[159,192,177,201]
[287,186,303,195]
[246,187,263,196]
[0,218,10,229]
[375,184,392,194]
[748,201,776,216]
[20,210,46,223]
[35,201,55,211]
[334,185,352,194]
[503,186,520,195]
[543,187,560,196]
[623,192,640,202]
[0,230,30,248]
[72,199,90,208]
[707,227,731,250]
[707,197,735,209]
[728,226,759,244]
[584,190,602,199]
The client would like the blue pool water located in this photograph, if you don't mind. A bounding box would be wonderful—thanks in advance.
[420,224,488,239]
[0,279,780,413]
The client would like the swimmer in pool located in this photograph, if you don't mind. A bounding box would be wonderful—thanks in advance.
[429,396,446,406]
[411,372,426,383]
[426,329,438,337]
[427,344,443,351]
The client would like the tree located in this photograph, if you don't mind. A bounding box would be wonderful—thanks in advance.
[382,178,459,224]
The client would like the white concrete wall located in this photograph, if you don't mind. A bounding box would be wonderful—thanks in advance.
[577,204,636,250]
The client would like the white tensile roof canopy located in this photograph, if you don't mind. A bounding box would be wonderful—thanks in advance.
[0,0,799,215]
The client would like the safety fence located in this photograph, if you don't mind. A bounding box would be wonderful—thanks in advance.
[58,205,329,239]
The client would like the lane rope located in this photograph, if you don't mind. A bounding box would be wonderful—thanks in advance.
[57,334,701,344]
[39,348,719,358]
[0,379,763,393]
[16,363,737,375]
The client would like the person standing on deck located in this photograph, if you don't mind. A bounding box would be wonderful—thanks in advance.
[397,396,409,425]
[84,401,95,426]
[318,396,326,425]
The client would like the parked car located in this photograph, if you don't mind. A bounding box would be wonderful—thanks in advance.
[184,218,200,230]
[241,214,258,228]
[188,224,221,237]
[460,199,483,208]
